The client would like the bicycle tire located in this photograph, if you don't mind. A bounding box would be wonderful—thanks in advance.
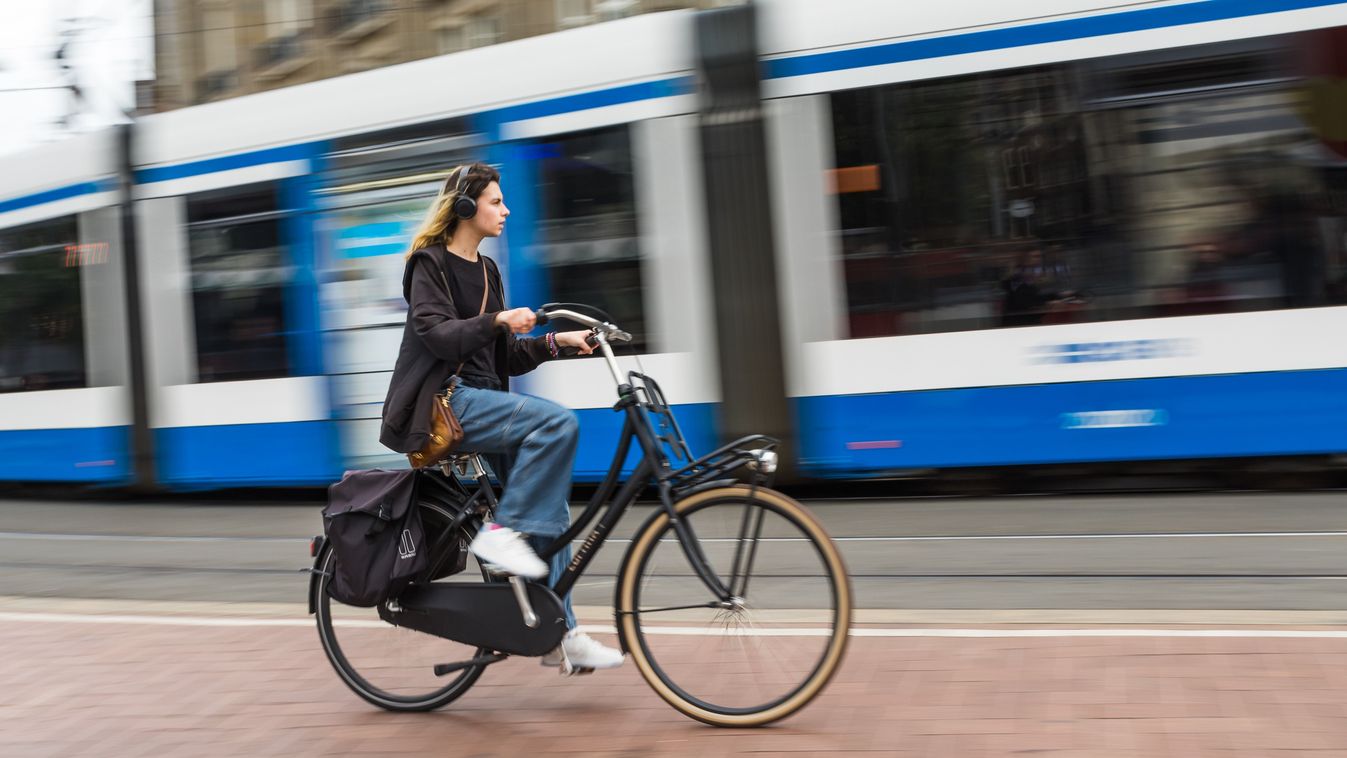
[315,501,490,712]
[615,485,852,727]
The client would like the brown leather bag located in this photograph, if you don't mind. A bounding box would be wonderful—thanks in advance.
[407,254,489,469]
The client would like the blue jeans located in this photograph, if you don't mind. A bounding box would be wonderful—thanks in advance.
[447,378,578,629]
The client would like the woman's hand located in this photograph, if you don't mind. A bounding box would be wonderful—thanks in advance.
[554,330,596,355]
[494,307,536,334]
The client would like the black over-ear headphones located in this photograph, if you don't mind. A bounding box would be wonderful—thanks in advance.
[450,166,477,220]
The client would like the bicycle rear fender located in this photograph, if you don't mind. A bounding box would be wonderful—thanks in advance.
[306,535,326,615]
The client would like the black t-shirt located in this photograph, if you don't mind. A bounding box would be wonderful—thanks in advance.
[441,250,503,387]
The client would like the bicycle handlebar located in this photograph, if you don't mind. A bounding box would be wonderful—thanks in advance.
[534,304,632,384]
[533,306,633,344]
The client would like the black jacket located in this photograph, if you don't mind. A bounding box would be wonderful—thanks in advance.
[379,244,551,454]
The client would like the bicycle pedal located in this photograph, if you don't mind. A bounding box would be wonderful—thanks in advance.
[558,661,594,677]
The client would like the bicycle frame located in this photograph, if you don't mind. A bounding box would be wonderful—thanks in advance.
[557,370,783,602]
[438,335,780,609]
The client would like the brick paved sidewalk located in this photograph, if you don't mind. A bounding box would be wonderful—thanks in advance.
[2,616,1346,757]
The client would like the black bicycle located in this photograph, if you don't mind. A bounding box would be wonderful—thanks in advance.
[308,304,852,727]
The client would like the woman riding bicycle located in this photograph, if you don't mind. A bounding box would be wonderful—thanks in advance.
[378,162,623,671]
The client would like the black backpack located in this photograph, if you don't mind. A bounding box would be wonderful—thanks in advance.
[322,468,430,607]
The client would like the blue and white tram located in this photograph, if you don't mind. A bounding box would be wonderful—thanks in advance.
[763,0,1347,476]
[2,0,1346,488]
[1,10,720,487]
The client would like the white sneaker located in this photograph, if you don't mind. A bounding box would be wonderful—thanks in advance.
[468,523,548,579]
[541,630,625,672]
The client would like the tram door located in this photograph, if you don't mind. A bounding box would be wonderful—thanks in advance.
[314,137,482,469]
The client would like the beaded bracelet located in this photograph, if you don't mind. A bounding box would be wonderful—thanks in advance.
[546,332,559,358]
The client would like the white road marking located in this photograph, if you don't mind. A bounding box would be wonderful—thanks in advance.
[585,626,1347,639]
[4,531,1346,544]
[0,532,304,543]
[0,611,375,627]
[2,611,1346,638]
[827,532,1347,543]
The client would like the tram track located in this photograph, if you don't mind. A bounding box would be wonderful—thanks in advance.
[2,493,1344,610]
[4,558,1347,581]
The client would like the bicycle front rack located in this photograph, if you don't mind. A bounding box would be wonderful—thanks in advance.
[628,371,780,498]
[665,433,779,498]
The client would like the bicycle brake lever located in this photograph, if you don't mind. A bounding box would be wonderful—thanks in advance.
[558,330,600,357]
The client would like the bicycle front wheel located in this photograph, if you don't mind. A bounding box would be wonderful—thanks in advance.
[615,485,852,727]
[315,502,491,712]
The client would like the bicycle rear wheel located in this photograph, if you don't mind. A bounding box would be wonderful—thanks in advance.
[615,485,852,727]
[315,502,491,711]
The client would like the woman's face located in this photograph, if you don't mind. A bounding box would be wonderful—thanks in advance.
[468,180,509,238]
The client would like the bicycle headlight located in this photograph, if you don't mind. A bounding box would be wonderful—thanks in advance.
[746,449,778,475]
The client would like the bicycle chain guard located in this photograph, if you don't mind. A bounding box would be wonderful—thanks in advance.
[380,582,568,657]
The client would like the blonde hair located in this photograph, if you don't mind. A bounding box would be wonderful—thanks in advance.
[405,162,500,259]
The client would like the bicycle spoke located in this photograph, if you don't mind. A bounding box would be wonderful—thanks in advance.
[634,601,723,615]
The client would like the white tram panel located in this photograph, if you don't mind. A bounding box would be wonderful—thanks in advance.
[795,308,1347,399]
[134,10,696,170]
[756,0,1347,100]
[0,131,118,229]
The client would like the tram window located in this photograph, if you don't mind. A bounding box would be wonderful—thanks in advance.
[828,31,1347,339]
[0,216,86,393]
[532,126,647,352]
[185,184,292,382]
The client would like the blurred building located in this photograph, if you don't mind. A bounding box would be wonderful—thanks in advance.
[151,0,734,110]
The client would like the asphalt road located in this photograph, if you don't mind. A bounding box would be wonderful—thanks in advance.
[1,491,1344,613]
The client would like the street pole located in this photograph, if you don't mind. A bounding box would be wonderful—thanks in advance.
[116,120,157,490]
[693,3,796,479]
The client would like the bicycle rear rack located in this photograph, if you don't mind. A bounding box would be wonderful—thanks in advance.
[628,371,779,499]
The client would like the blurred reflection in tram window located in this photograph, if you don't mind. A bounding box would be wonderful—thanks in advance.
[0,216,86,393]
[320,194,430,329]
[828,29,1347,338]
[186,183,292,382]
[532,126,647,352]
[1000,241,1079,327]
